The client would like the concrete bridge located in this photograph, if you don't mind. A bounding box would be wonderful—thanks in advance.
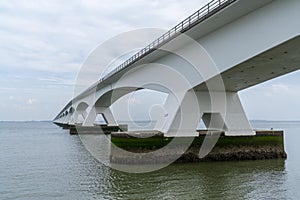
[54,0,300,137]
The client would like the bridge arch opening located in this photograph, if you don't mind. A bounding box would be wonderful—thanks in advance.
[94,114,107,125]
[76,102,89,111]
[88,87,168,130]
[113,89,168,131]
[74,102,89,124]
[69,107,75,114]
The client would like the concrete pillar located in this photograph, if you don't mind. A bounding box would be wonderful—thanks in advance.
[69,111,78,125]
[82,106,96,126]
[155,90,200,137]
[202,113,226,131]
[63,113,71,124]
[83,106,117,126]
[156,91,255,136]
[196,91,255,136]
[222,92,255,136]
[102,107,118,126]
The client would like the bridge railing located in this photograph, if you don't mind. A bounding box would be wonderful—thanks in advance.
[100,0,236,83]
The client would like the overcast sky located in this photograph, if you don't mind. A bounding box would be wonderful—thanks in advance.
[0,0,299,121]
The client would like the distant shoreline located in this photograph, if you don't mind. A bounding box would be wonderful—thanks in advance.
[1,120,300,123]
[0,120,52,123]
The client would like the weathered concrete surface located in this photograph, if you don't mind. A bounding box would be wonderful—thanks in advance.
[69,124,128,135]
[110,130,287,164]
[54,122,128,135]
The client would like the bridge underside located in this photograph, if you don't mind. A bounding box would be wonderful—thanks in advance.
[196,35,300,92]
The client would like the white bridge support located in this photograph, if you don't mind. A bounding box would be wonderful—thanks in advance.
[155,90,201,137]
[69,112,78,125]
[69,103,89,125]
[156,91,254,137]
[83,106,117,126]
[198,92,255,136]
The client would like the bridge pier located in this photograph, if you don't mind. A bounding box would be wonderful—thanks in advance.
[156,91,255,137]
[197,92,255,136]
[83,106,117,127]
[63,113,71,124]
[155,91,200,137]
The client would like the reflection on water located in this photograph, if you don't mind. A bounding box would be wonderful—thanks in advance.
[107,160,287,200]
[0,121,299,199]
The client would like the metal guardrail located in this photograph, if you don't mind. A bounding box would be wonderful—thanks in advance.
[54,0,237,120]
[100,0,236,82]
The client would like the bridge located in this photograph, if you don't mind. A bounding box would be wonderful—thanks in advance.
[53,0,300,137]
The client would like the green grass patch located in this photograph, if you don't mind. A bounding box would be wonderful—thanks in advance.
[111,137,172,149]
[213,136,284,147]
[111,135,284,150]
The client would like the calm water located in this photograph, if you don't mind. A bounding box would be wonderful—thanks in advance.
[0,121,300,200]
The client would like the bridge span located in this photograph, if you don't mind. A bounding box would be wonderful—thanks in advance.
[54,0,300,137]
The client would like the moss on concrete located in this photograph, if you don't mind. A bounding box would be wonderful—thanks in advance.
[110,131,287,163]
[111,135,284,150]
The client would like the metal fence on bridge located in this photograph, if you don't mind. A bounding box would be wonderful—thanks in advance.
[100,0,236,82]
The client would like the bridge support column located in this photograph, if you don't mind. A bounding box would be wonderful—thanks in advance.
[83,106,117,127]
[155,90,200,137]
[64,114,71,124]
[69,110,88,125]
[197,92,255,136]
[222,92,255,136]
[156,91,254,136]
[102,107,118,126]
[69,112,78,125]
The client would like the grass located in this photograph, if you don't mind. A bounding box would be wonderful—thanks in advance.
[111,135,284,150]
